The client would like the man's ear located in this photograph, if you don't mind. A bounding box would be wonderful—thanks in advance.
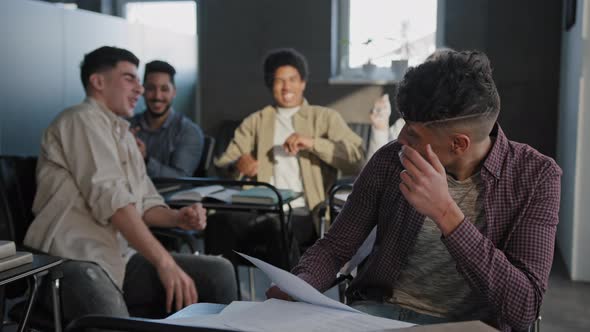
[452,133,470,154]
[88,73,105,92]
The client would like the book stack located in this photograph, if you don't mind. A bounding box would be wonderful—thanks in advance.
[231,187,299,205]
[0,240,33,272]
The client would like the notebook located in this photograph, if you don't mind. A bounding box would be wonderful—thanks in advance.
[0,251,33,272]
[231,187,299,205]
[168,185,238,204]
[0,240,16,260]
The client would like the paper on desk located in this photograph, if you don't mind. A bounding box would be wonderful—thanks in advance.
[165,303,227,319]
[221,299,415,332]
[160,301,258,330]
[236,252,359,313]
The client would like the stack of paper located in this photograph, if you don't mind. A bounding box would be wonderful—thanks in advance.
[160,252,414,331]
[0,240,33,272]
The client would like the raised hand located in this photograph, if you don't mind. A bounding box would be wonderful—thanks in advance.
[283,133,314,156]
[369,94,392,131]
[398,144,465,235]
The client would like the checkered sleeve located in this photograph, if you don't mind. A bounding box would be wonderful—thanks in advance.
[442,162,561,331]
[293,144,390,291]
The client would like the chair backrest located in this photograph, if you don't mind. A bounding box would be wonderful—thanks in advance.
[0,156,38,244]
[194,135,216,177]
[212,120,241,159]
[347,122,372,152]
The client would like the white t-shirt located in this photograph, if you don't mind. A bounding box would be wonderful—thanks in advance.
[269,106,306,208]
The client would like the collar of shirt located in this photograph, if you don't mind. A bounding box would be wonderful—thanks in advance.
[274,99,311,118]
[276,105,300,118]
[85,97,130,141]
[482,123,508,180]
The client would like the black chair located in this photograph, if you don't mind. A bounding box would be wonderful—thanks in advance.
[0,155,64,332]
[347,122,372,152]
[0,156,37,245]
[194,135,216,177]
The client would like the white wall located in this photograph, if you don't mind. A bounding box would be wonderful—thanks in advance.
[557,0,590,281]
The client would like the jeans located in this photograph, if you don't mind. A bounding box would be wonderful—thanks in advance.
[350,301,451,325]
[41,253,237,323]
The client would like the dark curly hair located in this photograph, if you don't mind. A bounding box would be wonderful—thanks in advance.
[80,46,139,90]
[396,50,500,125]
[144,60,176,85]
[263,48,309,89]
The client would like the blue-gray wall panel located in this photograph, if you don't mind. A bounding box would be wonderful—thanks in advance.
[0,0,64,155]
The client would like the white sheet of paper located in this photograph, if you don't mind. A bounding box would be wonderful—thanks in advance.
[218,301,260,316]
[236,252,359,313]
[221,299,414,332]
[160,301,261,330]
[165,303,227,319]
[158,313,229,329]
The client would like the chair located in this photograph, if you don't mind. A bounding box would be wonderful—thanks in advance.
[194,135,216,177]
[347,122,372,152]
[0,155,64,331]
[0,156,38,245]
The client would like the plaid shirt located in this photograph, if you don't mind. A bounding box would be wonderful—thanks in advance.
[293,125,562,331]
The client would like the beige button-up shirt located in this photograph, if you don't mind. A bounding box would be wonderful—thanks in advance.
[24,98,166,289]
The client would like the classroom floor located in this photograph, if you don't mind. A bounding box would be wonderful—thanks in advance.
[541,251,590,331]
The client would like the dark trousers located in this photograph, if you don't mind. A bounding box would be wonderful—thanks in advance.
[41,253,237,324]
[204,207,317,270]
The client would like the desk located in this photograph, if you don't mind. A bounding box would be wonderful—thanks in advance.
[394,320,499,331]
[154,177,302,270]
[0,254,63,332]
[164,303,499,332]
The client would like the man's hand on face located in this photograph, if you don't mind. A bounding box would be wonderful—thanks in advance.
[398,144,465,236]
[283,133,314,156]
[177,203,207,231]
[265,285,293,301]
[156,256,198,313]
[369,94,392,131]
[236,154,259,177]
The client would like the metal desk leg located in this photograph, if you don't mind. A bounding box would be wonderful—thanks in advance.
[51,278,62,332]
[0,285,5,332]
[17,274,42,332]
[248,267,256,301]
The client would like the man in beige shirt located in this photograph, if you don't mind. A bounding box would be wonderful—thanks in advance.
[210,49,364,267]
[24,46,236,321]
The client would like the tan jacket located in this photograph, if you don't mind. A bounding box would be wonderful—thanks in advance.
[24,98,166,289]
[215,101,364,210]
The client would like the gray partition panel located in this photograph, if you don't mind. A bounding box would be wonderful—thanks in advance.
[0,0,197,156]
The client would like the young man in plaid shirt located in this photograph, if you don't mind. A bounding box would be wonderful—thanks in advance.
[268,50,561,332]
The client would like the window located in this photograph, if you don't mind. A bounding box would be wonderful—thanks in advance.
[125,1,196,36]
[332,0,439,84]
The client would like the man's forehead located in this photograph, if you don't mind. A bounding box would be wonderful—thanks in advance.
[144,71,173,84]
[274,65,301,78]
